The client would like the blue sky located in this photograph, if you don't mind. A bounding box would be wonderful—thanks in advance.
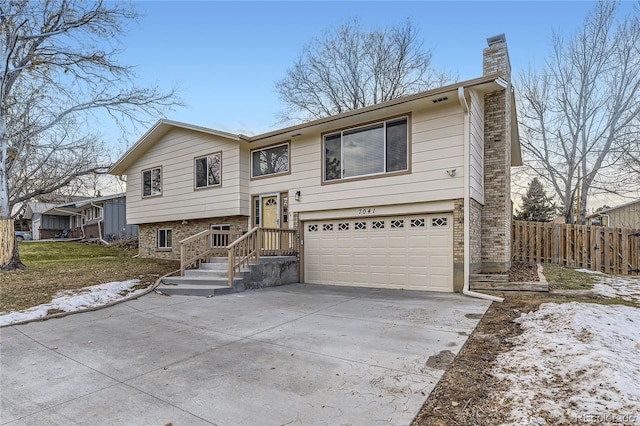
[112,0,635,147]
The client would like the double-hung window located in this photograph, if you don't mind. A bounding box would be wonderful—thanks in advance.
[142,167,162,197]
[157,228,172,249]
[324,117,408,181]
[195,152,222,189]
[251,143,289,178]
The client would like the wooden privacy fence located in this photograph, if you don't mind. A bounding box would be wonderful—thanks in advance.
[512,220,640,276]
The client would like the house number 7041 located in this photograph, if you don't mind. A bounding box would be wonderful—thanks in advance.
[358,208,376,215]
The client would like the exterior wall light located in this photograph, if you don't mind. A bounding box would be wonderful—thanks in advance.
[295,191,301,202]
[446,169,457,177]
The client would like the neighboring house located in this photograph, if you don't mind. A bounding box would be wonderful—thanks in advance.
[29,194,138,241]
[109,34,522,293]
[588,199,640,228]
[24,202,60,240]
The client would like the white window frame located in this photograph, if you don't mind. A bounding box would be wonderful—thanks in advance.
[157,228,172,249]
[194,152,222,189]
[250,143,290,178]
[142,166,162,198]
[323,116,409,182]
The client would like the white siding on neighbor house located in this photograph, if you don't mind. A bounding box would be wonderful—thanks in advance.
[125,128,248,224]
[250,104,466,215]
[469,89,485,204]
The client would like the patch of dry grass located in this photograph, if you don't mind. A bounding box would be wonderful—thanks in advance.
[0,242,179,313]
[542,264,600,290]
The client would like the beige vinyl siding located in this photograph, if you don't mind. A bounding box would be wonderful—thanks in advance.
[606,202,640,228]
[469,89,485,204]
[125,128,247,224]
[251,104,465,215]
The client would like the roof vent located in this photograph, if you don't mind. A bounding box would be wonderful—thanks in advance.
[487,33,506,46]
[432,96,448,103]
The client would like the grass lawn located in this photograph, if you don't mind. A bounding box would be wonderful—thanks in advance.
[0,241,179,313]
[541,264,600,290]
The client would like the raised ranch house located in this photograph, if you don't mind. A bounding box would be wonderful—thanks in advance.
[109,34,522,294]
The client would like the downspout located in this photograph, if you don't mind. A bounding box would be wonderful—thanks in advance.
[458,87,504,303]
[91,202,108,245]
[598,213,610,227]
[53,208,84,239]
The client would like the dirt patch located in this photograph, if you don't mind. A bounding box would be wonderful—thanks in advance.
[508,261,539,282]
[426,350,456,370]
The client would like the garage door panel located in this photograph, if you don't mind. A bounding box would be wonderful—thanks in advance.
[305,214,453,291]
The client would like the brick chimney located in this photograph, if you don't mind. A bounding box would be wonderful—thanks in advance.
[481,34,513,273]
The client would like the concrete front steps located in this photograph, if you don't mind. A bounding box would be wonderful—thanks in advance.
[157,258,246,297]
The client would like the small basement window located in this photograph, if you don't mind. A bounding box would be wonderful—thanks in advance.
[158,228,172,249]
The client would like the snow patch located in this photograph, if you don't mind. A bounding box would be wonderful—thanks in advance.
[493,302,640,424]
[592,275,640,304]
[574,268,604,275]
[0,280,146,326]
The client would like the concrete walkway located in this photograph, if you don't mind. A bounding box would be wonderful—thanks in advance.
[0,284,491,425]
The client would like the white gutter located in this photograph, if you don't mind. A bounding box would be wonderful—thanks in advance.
[458,87,504,303]
[91,202,109,245]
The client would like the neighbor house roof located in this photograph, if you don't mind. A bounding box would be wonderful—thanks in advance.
[24,202,59,220]
[586,198,640,220]
[597,199,640,214]
[110,74,522,175]
[43,193,126,216]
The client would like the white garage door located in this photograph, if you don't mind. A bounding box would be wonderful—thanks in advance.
[304,214,453,291]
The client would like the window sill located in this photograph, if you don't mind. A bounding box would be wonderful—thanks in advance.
[321,169,411,185]
[156,248,172,252]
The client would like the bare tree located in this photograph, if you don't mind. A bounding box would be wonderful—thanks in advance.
[0,0,179,270]
[518,1,640,224]
[275,19,450,122]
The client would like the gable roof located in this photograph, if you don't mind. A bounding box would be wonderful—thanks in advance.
[109,74,522,175]
[43,193,126,216]
[24,202,59,219]
[598,199,640,214]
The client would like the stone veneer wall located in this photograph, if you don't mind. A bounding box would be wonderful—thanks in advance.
[481,37,513,273]
[138,216,249,260]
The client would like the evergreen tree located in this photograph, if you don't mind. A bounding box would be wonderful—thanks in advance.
[514,178,557,222]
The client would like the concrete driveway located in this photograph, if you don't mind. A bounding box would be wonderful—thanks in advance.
[1,284,491,425]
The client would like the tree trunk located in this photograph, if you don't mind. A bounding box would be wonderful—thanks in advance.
[0,219,25,270]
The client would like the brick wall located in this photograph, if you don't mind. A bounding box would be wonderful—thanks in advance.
[138,216,249,260]
[481,36,513,273]
[453,198,483,292]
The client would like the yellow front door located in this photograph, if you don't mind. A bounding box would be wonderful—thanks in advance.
[261,196,279,250]
[261,196,278,228]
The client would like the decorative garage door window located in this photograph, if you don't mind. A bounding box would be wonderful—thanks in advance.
[411,218,425,228]
[432,217,449,227]
[390,219,404,229]
[307,216,450,234]
[372,220,385,229]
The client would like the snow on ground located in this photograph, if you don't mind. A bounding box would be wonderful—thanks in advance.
[592,274,640,304]
[0,280,146,327]
[493,301,640,425]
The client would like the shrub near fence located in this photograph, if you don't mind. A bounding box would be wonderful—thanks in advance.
[512,220,640,276]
